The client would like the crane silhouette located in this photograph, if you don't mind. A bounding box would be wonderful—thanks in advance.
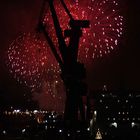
[37,0,90,130]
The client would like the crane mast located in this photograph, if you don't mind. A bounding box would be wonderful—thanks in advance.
[37,0,90,130]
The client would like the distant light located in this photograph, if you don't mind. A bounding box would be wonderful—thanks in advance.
[25,110,29,115]
[22,129,26,133]
[105,132,107,135]
[3,130,6,135]
[94,111,97,115]
[129,94,132,97]
[77,130,80,133]
[130,105,133,109]
[68,133,70,137]
[131,122,135,128]
[13,109,20,113]
[102,94,105,97]
[87,127,90,131]
[5,111,7,115]
[99,100,102,103]
[33,110,38,114]
[16,109,20,112]
[45,125,48,130]
[113,118,115,121]
[105,106,108,109]
[59,129,62,133]
[8,112,11,115]
[111,122,117,128]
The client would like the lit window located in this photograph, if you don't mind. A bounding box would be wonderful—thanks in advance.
[131,122,135,128]
[59,129,62,133]
[110,122,117,128]
[105,106,108,109]
[113,118,115,121]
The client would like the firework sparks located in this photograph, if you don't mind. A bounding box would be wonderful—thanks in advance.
[5,0,124,111]
[44,0,123,64]
[5,0,124,91]
[5,32,65,111]
[6,33,48,91]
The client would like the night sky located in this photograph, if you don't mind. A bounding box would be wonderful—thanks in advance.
[0,0,140,110]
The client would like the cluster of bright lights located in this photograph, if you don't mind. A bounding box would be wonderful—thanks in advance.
[6,33,48,91]
[44,0,123,64]
[4,109,55,116]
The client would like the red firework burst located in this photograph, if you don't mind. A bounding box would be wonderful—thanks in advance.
[5,0,124,111]
[5,0,124,92]
[6,32,65,111]
[6,33,48,91]
[44,0,123,64]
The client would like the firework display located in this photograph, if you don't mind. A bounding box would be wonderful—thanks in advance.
[5,0,124,110]
[6,32,65,110]
[44,0,123,64]
[6,33,49,91]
